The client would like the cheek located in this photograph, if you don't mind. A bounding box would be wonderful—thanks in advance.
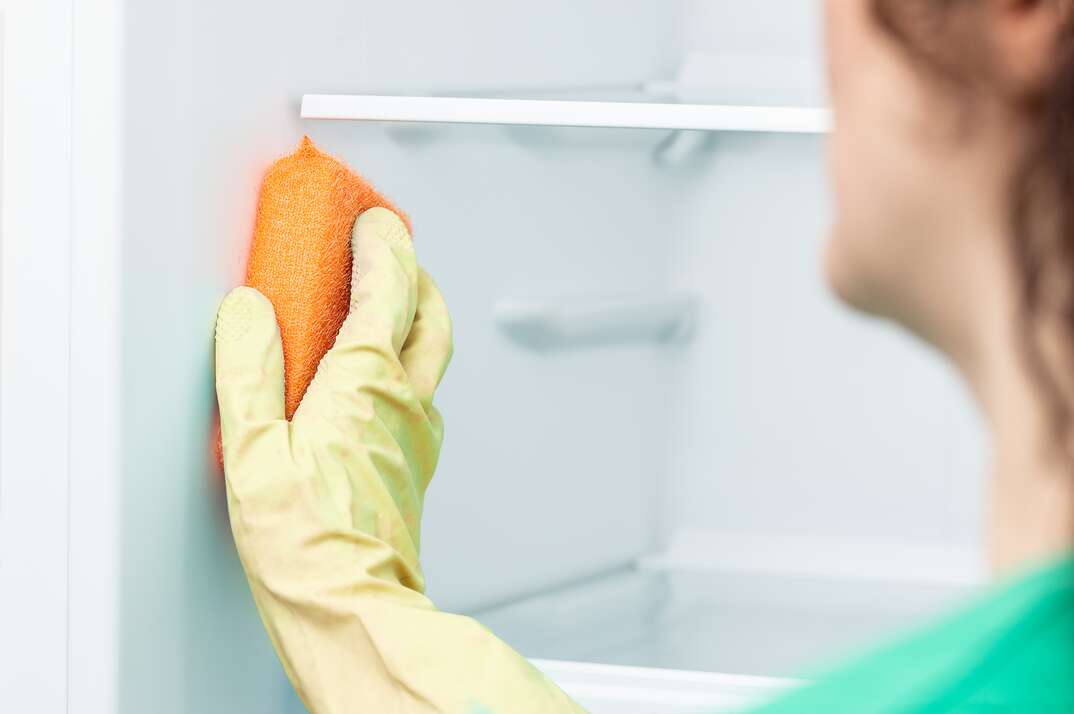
[824,216,879,313]
[824,7,906,310]
[824,128,889,312]
[824,118,933,318]
[823,0,988,328]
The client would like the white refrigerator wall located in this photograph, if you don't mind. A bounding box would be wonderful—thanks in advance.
[6,1,988,712]
[119,1,688,712]
[659,0,989,558]
[660,133,988,552]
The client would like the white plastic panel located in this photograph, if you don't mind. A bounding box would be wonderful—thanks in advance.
[588,0,986,572]
[0,2,72,711]
[68,0,124,711]
[658,130,988,551]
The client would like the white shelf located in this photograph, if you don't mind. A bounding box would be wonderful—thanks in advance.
[533,660,794,714]
[475,565,968,692]
[301,94,832,134]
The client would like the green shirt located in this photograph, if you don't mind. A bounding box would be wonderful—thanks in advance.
[748,554,1074,713]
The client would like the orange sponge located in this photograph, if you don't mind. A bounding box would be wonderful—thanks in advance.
[247,136,410,418]
[213,136,409,474]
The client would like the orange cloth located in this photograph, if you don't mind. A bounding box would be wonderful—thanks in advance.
[245,136,410,418]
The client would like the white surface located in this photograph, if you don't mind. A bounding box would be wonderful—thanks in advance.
[655,130,988,553]
[535,660,796,714]
[684,1,822,59]
[645,53,826,107]
[643,529,987,586]
[68,0,124,711]
[119,1,278,710]
[477,566,971,680]
[68,1,125,712]
[0,1,72,710]
[302,94,832,134]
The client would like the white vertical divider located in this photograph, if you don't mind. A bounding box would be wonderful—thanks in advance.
[68,0,124,711]
[0,1,73,711]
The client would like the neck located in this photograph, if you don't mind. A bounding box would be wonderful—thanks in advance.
[957,252,1074,576]
[980,348,1074,575]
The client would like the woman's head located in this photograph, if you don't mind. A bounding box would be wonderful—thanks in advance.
[824,0,1074,416]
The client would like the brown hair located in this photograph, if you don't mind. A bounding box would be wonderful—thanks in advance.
[876,0,1074,431]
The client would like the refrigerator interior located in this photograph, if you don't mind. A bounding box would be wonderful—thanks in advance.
[0,1,993,713]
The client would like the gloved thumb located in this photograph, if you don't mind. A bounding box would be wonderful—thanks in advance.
[296,207,417,423]
[215,287,286,455]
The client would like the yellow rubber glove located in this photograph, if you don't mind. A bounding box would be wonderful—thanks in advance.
[214,208,586,714]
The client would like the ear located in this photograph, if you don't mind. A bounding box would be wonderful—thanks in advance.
[986,0,1071,97]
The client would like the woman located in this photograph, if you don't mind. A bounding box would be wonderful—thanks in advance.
[213,0,1074,711]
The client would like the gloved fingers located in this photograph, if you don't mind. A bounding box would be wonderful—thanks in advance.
[215,287,286,449]
[345,207,418,355]
[400,268,453,411]
[306,208,418,405]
